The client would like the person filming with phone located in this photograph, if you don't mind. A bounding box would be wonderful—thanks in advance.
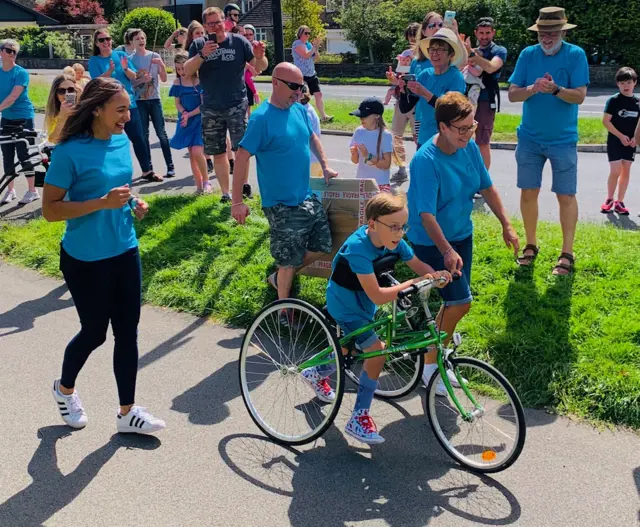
[44,74,81,144]
[185,6,268,203]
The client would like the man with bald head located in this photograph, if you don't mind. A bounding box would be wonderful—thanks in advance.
[232,63,338,310]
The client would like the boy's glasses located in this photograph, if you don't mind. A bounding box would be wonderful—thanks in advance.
[376,219,410,234]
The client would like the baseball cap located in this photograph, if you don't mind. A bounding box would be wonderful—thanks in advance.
[350,97,385,118]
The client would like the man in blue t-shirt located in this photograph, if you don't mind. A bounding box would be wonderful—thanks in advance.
[464,17,507,169]
[231,62,339,307]
[508,7,589,276]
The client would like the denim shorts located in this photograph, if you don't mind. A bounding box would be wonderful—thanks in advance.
[337,317,379,350]
[515,133,578,195]
[413,235,473,307]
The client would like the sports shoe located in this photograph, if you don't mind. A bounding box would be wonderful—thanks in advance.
[203,181,213,194]
[422,367,465,397]
[19,189,40,204]
[166,167,176,178]
[391,168,408,184]
[243,183,253,199]
[220,193,231,204]
[1,188,16,205]
[117,406,166,435]
[345,409,385,444]
[601,198,614,213]
[614,200,629,215]
[320,115,334,124]
[206,159,214,173]
[52,379,88,429]
[301,367,335,403]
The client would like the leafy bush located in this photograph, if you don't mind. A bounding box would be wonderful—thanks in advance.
[108,9,129,46]
[282,0,326,48]
[36,0,107,24]
[0,27,76,59]
[120,8,177,49]
[316,53,343,64]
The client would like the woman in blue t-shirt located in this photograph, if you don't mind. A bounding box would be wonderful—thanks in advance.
[407,92,518,389]
[88,29,161,182]
[0,39,40,206]
[42,77,166,436]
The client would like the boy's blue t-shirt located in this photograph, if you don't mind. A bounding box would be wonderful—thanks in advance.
[0,65,35,120]
[44,133,138,262]
[239,102,313,207]
[327,225,414,323]
[508,42,589,145]
[89,51,138,109]
[415,66,466,144]
[407,138,492,247]
[409,58,431,77]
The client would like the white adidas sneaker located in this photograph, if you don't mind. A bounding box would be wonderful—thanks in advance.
[117,406,166,435]
[52,379,88,429]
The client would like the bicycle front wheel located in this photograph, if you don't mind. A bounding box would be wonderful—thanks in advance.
[239,299,344,445]
[426,357,526,473]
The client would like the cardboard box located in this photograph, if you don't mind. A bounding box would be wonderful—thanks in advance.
[301,178,380,279]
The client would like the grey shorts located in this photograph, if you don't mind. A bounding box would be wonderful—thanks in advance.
[201,100,248,156]
[263,196,332,268]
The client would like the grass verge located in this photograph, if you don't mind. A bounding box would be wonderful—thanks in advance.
[28,80,607,144]
[1,194,639,428]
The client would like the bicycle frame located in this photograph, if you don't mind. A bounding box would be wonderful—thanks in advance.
[297,282,482,420]
[0,132,50,195]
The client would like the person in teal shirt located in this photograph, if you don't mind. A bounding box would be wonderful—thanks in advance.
[88,29,160,182]
[0,38,40,206]
[507,7,589,276]
[408,92,517,393]
[42,76,166,436]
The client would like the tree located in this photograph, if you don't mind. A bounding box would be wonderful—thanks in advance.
[282,0,326,48]
[36,0,107,24]
[338,0,396,63]
[119,8,177,49]
[101,0,127,21]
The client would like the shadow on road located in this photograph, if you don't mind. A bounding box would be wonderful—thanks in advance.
[0,283,73,338]
[220,415,522,526]
[139,316,208,370]
[605,214,638,231]
[0,426,160,527]
[634,466,640,523]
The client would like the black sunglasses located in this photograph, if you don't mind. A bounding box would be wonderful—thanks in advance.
[427,21,444,29]
[2,47,16,55]
[57,87,76,95]
[274,76,303,91]
[303,31,311,35]
[97,36,112,43]
[230,12,239,17]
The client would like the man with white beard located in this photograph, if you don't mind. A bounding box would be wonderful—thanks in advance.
[508,7,588,276]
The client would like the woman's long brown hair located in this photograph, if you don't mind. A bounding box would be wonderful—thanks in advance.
[185,20,205,51]
[415,11,441,62]
[57,77,126,144]
[92,29,111,56]
[44,74,79,131]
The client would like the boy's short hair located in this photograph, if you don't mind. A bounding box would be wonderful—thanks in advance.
[366,192,407,222]
[476,17,495,29]
[616,67,638,83]
[435,92,475,126]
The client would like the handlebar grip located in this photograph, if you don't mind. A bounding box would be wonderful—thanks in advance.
[397,284,417,299]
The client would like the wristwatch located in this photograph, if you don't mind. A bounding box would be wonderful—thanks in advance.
[469,51,476,58]
[198,50,206,59]
[552,86,562,96]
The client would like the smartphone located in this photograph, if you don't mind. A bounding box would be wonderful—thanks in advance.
[64,92,76,105]
[403,74,416,86]
[208,33,217,44]
[444,10,456,27]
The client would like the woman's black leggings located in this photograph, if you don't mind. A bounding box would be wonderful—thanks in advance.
[60,246,142,406]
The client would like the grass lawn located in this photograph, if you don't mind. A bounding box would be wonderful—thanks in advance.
[28,80,608,144]
[1,195,639,429]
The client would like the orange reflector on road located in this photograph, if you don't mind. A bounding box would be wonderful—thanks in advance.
[482,450,497,462]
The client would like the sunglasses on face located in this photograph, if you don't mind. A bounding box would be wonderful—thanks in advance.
[303,32,311,35]
[2,48,16,55]
[427,21,444,30]
[274,77,303,91]
[376,219,410,234]
[57,87,76,95]
[230,12,239,17]
[97,36,112,43]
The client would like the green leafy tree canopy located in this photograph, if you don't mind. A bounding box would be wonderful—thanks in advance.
[282,0,326,48]
[119,8,177,49]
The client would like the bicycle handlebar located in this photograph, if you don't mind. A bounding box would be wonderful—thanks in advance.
[397,274,460,300]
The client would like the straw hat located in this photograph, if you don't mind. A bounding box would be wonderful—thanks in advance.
[528,7,576,32]
[418,28,465,67]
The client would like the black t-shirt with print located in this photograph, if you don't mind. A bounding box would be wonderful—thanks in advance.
[604,93,640,139]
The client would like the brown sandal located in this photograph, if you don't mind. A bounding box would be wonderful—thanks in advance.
[142,171,163,183]
[552,252,575,276]
[517,244,539,266]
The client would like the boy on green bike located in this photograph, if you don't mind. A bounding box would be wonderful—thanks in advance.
[302,192,451,444]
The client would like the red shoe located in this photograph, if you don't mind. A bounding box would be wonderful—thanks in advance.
[600,198,614,213]
[614,201,630,215]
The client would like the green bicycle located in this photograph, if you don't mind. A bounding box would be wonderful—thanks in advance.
[239,257,526,473]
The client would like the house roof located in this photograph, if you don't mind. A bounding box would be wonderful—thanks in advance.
[238,0,274,28]
[2,0,60,25]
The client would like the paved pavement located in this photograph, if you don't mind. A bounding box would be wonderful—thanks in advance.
[2,114,640,228]
[28,69,612,117]
[1,261,639,526]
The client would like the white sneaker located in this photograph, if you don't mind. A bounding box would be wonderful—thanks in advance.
[117,406,166,435]
[52,379,88,429]
[345,409,385,444]
[422,366,447,397]
[19,189,40,204]
[1,189,16,205]
[301,367,336,403]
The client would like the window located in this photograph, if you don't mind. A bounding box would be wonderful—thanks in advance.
[241,0,255,12]
[255,28,267,41]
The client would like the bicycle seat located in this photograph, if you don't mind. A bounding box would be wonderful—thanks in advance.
[373,253,400,278]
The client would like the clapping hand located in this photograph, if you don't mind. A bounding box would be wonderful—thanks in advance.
[108,59,116,72]
[120,56,129,70]
[253,40,266,59]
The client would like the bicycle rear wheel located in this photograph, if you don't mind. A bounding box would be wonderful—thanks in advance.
[239,299,344,445]
[426,357,526,473]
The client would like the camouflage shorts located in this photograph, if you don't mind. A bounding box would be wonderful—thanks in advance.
[263,196,332,268]
[201,100,248,156]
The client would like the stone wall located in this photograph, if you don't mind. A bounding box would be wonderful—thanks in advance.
[19,58,89,69]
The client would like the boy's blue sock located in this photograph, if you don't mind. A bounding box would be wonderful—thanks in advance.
[354,370,377,412]
[315,352,337,377]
